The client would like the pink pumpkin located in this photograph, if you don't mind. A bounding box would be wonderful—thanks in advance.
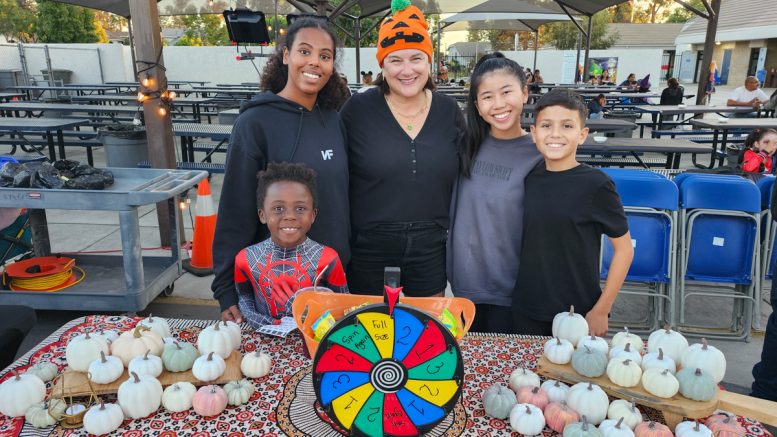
[544,401,580,433]
[635,421,674,437]
[192,385,228,417]
[705,413,745,437]
[516,385,549,411]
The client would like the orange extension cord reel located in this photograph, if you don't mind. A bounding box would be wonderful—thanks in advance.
[3,256,85,292]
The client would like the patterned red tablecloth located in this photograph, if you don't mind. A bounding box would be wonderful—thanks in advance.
[0,315,772,437]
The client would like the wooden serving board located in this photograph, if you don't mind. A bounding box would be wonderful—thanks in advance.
[537,357,777,428]
[51,352,242,398]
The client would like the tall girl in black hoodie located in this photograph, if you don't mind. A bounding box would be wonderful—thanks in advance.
[212,18,351,323]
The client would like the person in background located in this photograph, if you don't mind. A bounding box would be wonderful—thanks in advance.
[704,61,719,105]
[600,69,611,85]
[211,18,351,323]
[727,76,770,117]
[358,70,375,93]
[660,77,685,105]
[533,69,544,84]
[235,163,348,329]
[619,73,638,89]
[513,89,633,336]
[587,93,608,119]
[526,67,534,84]
[448,53,542,334]
[341,0,464,297]
[739,129,777,178]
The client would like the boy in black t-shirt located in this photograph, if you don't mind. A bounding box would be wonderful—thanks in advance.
[512,89,634,337]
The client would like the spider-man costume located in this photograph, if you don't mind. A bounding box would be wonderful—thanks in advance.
[235,237,348,328]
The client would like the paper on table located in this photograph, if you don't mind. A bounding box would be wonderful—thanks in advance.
[258,317,298,337]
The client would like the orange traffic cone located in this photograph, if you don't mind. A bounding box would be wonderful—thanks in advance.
[183,178,216,276]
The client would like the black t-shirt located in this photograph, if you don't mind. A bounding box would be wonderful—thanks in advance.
[513,164,629,322]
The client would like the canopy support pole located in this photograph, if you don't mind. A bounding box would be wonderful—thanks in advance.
[128,18,138,78]
[129,0,179,246]
[695,0,720,106]
[533,31,538,72]
[583,14,593,82]
[355,17,361,83]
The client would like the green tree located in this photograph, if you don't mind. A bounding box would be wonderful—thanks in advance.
[174,13,229,46]
[0,0,36,42]
[542,11,618,50]
[34,0,100,43]
[666,0,705,23]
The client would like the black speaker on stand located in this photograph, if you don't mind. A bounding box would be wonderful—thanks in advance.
[223,9,271,45]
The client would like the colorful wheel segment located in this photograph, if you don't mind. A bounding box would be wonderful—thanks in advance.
[313,304,464,437]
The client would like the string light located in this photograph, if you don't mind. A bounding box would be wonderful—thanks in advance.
[179,200,187,210]
[158,104,167,116]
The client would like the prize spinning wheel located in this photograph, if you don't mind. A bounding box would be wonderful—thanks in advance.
[312,292,464,437]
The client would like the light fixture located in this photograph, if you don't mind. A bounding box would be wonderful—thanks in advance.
[158,104,167,116]
[715,41,721,45]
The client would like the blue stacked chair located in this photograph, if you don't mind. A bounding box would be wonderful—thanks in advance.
[601,169,678,332]
[757,176,776,322]
[677,174,761,340]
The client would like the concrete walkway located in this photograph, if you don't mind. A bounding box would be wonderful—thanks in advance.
[11,84,776,399]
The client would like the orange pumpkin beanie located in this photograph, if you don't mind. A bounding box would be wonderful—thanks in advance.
[376,0,433,67]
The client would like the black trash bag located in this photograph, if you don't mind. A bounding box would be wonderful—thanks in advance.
[99,169,114,187]
[12,169,32,188]
[73,164,100,176]
[53,159,80,178]
[65,174,107,190]
[30,165,64,189]
[1,162,24,186]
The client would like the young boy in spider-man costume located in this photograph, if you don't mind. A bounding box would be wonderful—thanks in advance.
[235,162,348,329]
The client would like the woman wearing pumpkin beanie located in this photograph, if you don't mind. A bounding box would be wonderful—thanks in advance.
[341,0,464,297]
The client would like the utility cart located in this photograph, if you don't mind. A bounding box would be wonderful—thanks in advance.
[0,168,207,311]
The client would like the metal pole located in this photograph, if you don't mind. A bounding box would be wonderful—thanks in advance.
[583,15,593,82]
[696,0,721,106]
[435,17,442,82]
[17,43,30,85]
[274,0,278,42]
[43,45,54,87]
[355,17,361,84]
[575,31,582,83]
[316,0,327,16]
[128,18,138,78]
[95,48,105,83]
[533,31,538,72]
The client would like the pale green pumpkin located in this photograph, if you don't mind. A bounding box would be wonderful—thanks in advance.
[677,367,716,401]
[571,346,608,378]
[482,384,516,420]
[224,379,255,406]
[564,416,605,437]
[162,341,200,373]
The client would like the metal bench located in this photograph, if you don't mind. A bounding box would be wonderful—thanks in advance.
[579,156,667,168]
[137,160,225,174]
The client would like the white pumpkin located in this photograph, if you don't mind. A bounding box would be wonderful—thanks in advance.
[680,338,726,383]
[647,326,688,362]
[482,384,517,420]
[221,321,242,350]
[541,380,571,404]
[138,314,172,339]
[88,351,125,384]
[128,350,164,378]
[193,352,226,382]
[553,305,590,345]
[93,329,119,347]
[224,379,255,406]
[610,327,644,353]
[163,336,177,345]
[676,421,713,437]
[606,359,642,388]
[641,368,679,399]
[66,332,110,372]
[577,335,609,356]
[83,402,124,436]
[117,371,163,419]
[25,398,67,428]
[641,348,676,374]
[599,418,636,437]
[508,368,541,391]
[25,361,58,383]
[566,382,609,425]
[544,337,575,364]
[111,326,164,367]
[0,371,46,417]
[609,343,642,365]
[606,400,641,430]
[241,350,272,378]
[509,403,546,436]
[197,323,234,359]
[162,382,197,412]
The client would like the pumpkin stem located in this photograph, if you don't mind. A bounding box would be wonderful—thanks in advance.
[694,420,700,432]
[701,338,708,350]
[723,414,732,424]
[12,370,19,380]
[587,381,593,390]
[658,348,664,360]
[695,368,703,376]
[85,332,91,339]
[207,351,214,361]
[616,417,624,429]
[556,337,561,345]
[133,325,150,338]
[532,386,540,394]
[174,341,182,350]
[664,324,672,333]
[624,326,630,333]
[525,404,531,414]
[630,399,636,412]
[570,305,575,315]
[581,415,589,431]
[99,401,105,410]
[554,380,561,388]
[148,313,154,322]
[214,323,220,331]
[100,351,107,363]
[624,343,631,352]
[144,349,150,360]
[131,371,140,383]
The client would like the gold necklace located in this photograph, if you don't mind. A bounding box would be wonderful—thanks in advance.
[385,91,429,131]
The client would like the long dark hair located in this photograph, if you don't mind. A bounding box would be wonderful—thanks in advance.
[259,17,350,110]
[462,52,527,177]
[744,128,777,150]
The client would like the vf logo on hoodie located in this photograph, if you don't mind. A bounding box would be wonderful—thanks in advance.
[321,149,334,160]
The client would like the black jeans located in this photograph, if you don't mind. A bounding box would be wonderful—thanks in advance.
[512,310,553,336]
[347,221,448,297]
[0,305,36,369]
[470,304,516,334]
[752,267,777,401]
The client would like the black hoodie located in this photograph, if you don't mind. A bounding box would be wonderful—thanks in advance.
[211,92,350,311]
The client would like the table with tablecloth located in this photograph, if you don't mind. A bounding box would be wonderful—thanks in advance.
[0,315,772,437]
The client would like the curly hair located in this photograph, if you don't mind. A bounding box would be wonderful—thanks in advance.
[259,17,350,110]
[256,162,319,210]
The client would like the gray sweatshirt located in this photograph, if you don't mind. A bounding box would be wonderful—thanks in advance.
[447,134,542,306]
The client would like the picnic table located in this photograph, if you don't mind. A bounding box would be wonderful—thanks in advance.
[0,101,198,124]
[0,117,90,161]
[1,315,774,436]
[173,122,232,163]
[0,93,24,102]
[11,84,123,99]
[578,136,712,169]
[521,117,637,134]
[70,95,214,123]
[105,80,209,89]
[634,105,759,131]
[690,118,777,168]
